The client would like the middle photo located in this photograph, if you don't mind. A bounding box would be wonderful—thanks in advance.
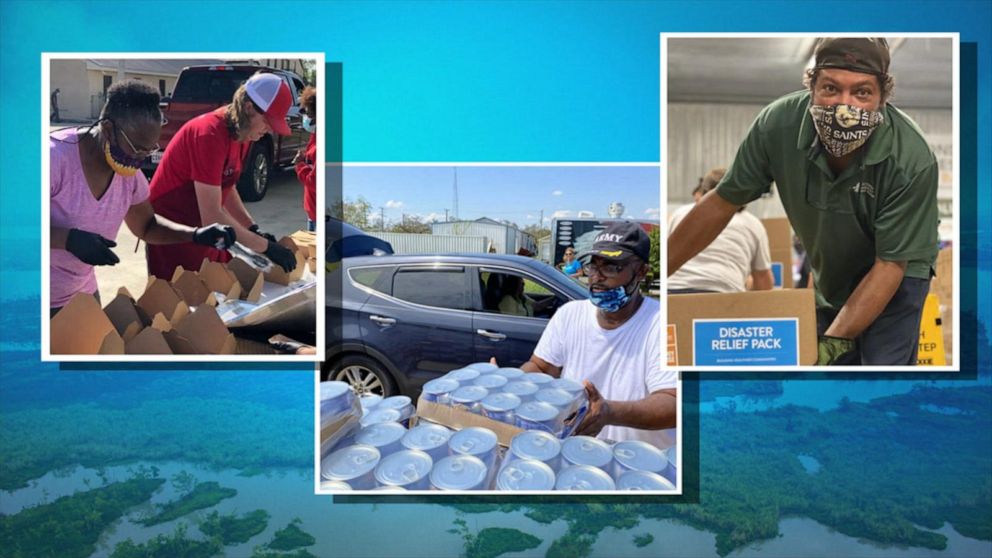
[319,164,680,494]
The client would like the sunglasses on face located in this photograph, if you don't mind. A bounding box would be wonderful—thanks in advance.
[581,259,633,278]
[113,121,160,157]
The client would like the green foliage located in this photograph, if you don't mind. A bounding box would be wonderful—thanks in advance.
[389,214,433,234]
[646,226,660,284]
[0,477,164,558]
[331,196,373,230]
[199,509,270,545]
[267,518,316,551]
[545,532,595,558]
[111,523,220,558]
[463,527,542,558]
[251,548,318,558]
[139,481,237,526]
[633,532,654,547]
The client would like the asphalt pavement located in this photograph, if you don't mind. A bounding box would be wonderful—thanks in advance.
[94,167,311,303]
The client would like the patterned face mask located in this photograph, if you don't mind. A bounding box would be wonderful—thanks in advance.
[808,103,884,158]
[103,140,142,177]
[589,278,638,313]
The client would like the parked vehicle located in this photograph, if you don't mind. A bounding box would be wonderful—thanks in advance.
[146,63,310,201]
[323,252,590,398]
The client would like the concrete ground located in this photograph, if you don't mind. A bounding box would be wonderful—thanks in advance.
[94,167,310,303]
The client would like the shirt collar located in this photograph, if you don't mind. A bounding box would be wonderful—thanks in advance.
[797,92,894,166]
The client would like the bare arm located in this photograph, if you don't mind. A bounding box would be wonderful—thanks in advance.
[222,189,256,229]
[195,182,267,252]
[520,353,561,377]
[749,269,774,291]
[667,190,739,275]
[576,385,677,436]
[123,201,196,245]
[825,257,907,339]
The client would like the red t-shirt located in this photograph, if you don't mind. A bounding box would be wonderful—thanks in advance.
[147,108,251,279]
[295,133,317,222]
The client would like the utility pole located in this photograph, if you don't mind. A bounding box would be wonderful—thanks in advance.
[379,206,385,231]
[444,208,449,222]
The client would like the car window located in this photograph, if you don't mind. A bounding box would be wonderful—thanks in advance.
[393,267,470,310]
[292,77,306,96]
[349,266,394,294]
[171,70,254,102]
[479,270,565,319]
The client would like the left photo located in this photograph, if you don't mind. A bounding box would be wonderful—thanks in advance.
[42,54,325,360]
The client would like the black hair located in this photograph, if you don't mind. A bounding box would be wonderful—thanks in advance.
[99,79,162,126]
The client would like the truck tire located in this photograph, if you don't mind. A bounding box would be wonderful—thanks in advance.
[237,143,271,202]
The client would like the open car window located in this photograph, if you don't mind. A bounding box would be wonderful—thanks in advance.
[478,270,565,319]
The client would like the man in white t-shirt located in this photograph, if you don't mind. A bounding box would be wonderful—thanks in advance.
[668,168,774,293]
[523,222,677,448]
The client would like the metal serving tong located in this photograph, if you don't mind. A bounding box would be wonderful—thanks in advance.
[222,241,273,273]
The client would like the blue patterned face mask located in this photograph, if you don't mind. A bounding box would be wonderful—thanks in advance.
[302,115,316,133]
[589,279,638,313]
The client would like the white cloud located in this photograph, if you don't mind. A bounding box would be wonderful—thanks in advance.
[551,210,572,219]
[644,208,661,217]
[385,200,403,209]
[525,214,535,220]
[421,212,445,223]
[552,190,563,196]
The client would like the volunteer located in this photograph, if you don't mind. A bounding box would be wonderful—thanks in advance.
[518,222,677,447]
[294,86,318,231]
[668,168,774,293]
[147,72,298,279]
[556,246,583,279]
[49,80,234,316]
[668,38,938,365]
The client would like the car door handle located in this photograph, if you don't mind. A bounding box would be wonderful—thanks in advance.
[476,329,506,341]
[370,315,396,326]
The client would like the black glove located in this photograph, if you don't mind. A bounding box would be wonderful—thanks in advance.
[249,223,278,243]
[193,223,236,249]
[65,228,119,266]
[265,240,298,273]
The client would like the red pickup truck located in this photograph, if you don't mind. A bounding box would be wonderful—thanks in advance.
[146,63,310,201]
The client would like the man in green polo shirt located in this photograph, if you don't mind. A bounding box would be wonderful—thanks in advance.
[668,37,938,366]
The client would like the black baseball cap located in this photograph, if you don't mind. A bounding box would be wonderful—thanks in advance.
[813,37,890,76]
[579,221,651,263]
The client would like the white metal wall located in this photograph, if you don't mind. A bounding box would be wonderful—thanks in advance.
[368,232,488,254]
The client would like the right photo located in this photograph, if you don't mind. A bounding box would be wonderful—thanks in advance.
[665,35,957,370]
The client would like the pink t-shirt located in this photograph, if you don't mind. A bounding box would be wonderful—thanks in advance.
[50,129,149,308]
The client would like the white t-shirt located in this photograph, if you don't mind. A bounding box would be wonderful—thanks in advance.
[534,297,677,448]
[667,203,772,292]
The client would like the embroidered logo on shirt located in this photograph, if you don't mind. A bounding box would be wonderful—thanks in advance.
[851,182,876,198]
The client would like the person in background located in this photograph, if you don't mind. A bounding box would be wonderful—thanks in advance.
[668,168,774,293]
[49,80,234,316]
[50,88,61,122]
[293,86,318,232]
[147,72,297,279]
[497,275,553,317]
[557,246,583,279]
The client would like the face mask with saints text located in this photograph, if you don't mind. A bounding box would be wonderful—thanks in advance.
[808,103,884,157]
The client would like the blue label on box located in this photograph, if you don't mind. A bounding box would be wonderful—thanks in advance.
[693,318,799,366]
[771,262,784,288]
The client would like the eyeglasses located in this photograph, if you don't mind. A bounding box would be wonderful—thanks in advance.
[114,121,160,157]
[581,260,631,278]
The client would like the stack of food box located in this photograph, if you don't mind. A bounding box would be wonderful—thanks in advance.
[319,362,677,492]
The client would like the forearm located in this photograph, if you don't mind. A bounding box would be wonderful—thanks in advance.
[606,389,677,430]
[522,354,561,377]
[667,191,738,275]
[222,192,256,229]
[749,269,774,291]
[136,215,196,245]
[51,227,69,249]
[825,258,907,339]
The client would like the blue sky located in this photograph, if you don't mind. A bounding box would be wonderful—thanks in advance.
[342,165,661,228]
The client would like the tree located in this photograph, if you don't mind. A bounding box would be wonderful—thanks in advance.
[523,223,551,241]
[330,196,373,230]
[390,214,432,234]
[647,227,660,285]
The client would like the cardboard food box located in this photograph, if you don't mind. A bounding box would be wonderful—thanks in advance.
[761,218,794,289]
[137,277,190,325]
[198,259,242,301]
[288,231,318,273]
[171,267,213,307]
[930,247,953,363]
[226,258,265,303]
[668,289,817,366]
[415,400,525,447]
[50,293,125,355]
[264,237,307,285]
[102,287,151,341]
[173,304,236,355]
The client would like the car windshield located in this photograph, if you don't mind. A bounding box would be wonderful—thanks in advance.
[171,70,257,102]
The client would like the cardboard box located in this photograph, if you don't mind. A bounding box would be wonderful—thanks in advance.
[761,218,794,289]
[51,293,125,355]
[263,237,307,285]
[930,247,953,364]
[416,399,524,447]
[198,259,242,301]
[289,230,317,259]
[173,304,236,355]
[137,277,190,325]
[102,287,151,341]
[171,267,213,306]
[668,289,817,366]
[226,258,265,303]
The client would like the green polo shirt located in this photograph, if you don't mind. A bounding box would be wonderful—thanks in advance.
[716,90,938,311]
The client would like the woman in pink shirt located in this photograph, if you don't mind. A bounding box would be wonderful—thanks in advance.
[49,80,234,315]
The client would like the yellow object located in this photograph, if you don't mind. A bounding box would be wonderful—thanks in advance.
[917,294,946,366]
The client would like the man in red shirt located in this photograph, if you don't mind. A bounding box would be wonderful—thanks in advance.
[147,72,297,279]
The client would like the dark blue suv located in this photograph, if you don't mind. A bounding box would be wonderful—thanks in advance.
[324,252,589,398]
